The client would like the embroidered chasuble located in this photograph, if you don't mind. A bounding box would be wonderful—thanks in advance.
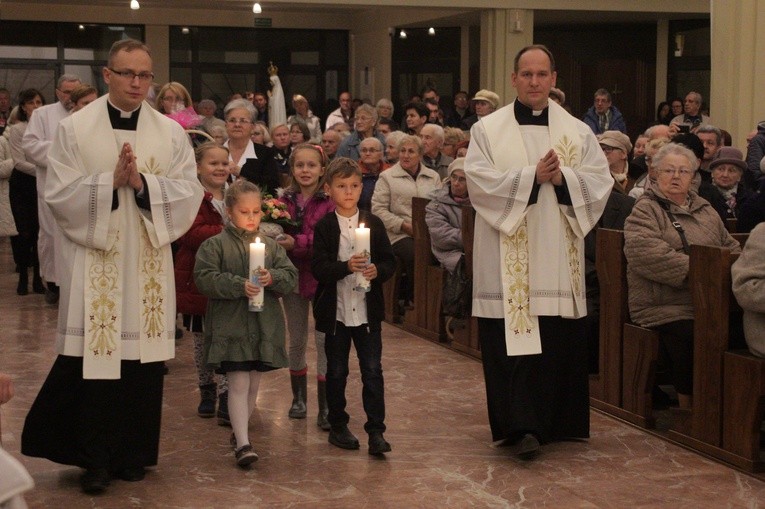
[464,100,612,356]
[45,95,203,379]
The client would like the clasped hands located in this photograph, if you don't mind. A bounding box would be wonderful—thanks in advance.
[113,142,144,192]
[536,149,563,186]
[348,253,377,281]
[244,269,273,297]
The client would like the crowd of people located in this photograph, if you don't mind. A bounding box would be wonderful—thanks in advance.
[1,37,765,499]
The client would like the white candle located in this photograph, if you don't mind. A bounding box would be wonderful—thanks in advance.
[249,237,265,311]
[354,223,371,292]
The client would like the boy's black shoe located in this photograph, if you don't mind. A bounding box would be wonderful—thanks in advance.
[368,432,391,455]
[517,433,540,460]
[328,425,360,450]
[80,468,110,494]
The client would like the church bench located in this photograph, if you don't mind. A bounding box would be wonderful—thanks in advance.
[667,245,745,462]
[620,323,660,428]
[448,205,480,359]
[402,197,445,343]
[722,349,765,472]
[589,229,629,415]
[382,258,403,324]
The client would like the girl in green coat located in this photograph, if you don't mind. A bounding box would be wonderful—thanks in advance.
[194,180,298,468]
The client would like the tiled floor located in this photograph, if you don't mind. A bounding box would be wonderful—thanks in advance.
[1,237,764,508]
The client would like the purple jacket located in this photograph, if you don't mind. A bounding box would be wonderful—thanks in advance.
[283,190,336,299]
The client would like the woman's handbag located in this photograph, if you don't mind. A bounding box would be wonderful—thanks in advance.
[441,255,472,319]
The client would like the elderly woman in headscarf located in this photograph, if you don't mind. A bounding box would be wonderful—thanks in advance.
[424,158,470,274]
[624,142,740,409]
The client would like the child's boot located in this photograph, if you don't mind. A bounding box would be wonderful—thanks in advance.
[316,379,330,430]
[197,383,217,418]
[217,390,231,426]
[288,373,307,419]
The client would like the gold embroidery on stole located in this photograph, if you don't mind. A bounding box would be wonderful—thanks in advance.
[140,226,165,340]
[86,232,120,357]
[503,221,533,335]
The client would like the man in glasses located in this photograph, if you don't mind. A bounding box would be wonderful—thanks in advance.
[21,38,203,494]
[22,73,81,305]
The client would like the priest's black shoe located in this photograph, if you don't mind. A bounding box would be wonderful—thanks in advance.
[80,468,110,494]
[328,425,360,450]
[516,433,540,460]
[368,432,392,455]
[114,466,146,482]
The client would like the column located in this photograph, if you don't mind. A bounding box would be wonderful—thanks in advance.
[479,9,534,108]
[710,0,765,148]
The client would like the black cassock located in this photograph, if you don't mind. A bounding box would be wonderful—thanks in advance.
[478,316,590,444]
[22,355,165,471]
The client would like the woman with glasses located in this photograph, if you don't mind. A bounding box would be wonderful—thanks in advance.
[624,143,739,409]
[335,104,386,161]
[155,82,192,114]
[357,137,390,211]
[223,99,280,195]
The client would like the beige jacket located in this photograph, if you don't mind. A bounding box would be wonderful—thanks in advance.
[732,222,765,357]
[0,132,18,237]
[624,188,739,327]
[371,162,441,245]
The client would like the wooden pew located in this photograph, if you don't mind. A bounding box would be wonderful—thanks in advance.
[402,197,445,342]
[382,258,403,324]
[449,205,480,359]
[620,324,660,428]
[589,229,628,413]
[666,244,742,458]
[722,349,765,471]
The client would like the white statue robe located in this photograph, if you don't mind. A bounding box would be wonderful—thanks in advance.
[22,101,69,284]
[46,95,203,379]
[464,100,612,355]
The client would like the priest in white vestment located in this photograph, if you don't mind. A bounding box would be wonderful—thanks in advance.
[22,39,203,494]
[22,74,81,304]
[464,45,612,459]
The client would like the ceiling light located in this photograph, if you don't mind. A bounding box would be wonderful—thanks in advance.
[78,24,85,31]
[252,2,262,14]
[130,0,139,9]
[428,27,435,36]
[399,29,407,39]
[181,27,190,34]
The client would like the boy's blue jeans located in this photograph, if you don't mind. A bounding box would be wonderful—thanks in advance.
[324,322,386,434]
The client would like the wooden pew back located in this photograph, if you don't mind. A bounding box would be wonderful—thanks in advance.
[590,228,629,409]
[403,196,444,341]
[667,244,741,448]
[449,205,480,358]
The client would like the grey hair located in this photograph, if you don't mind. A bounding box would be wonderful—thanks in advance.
[386,130,406,147]
[421,123,444,143]
[652,142,700,172]
[359,136,384,151]
[397,134,424,155]
[376,98,394,117]
[57,74,81,88]
[354,103,378,123]
[224,98,257,121]
[696,125,722,145]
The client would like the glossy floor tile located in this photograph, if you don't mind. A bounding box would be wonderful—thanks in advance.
[0,237,763,508]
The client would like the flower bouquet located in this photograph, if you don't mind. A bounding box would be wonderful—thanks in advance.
[260,193,297,238]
